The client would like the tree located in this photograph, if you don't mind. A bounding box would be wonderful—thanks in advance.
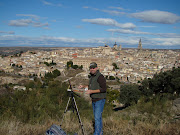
[171,77,180,94]
[67,61,73,69]
[109,76,115,80]
[139,67,180,97]
[118,84,141,107]
[44,62,50,66]
[107,89,120,105]
[45,72,53,79]
[44,69,61,80]
[79,65,83,70]
[52,69,61,77]
[50,60,56,65]
[139,78,153,97]
[72,65,78,69]
[148,72,166,94]
[112,63,119,70]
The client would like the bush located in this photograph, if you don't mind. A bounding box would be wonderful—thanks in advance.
[139,67,180,96]
[72,65,78,69]
[67,61,73,69]
[139,78,153,97]
[45,69,61,80]
[137,94,173,116]
[109,76,115,80]
[0,79,91,124]
[118,84,141,107]
[107,89,120,105]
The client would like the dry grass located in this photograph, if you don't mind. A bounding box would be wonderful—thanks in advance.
[1,111,180,135]
[103,114,180,135]
[0,119,47,135]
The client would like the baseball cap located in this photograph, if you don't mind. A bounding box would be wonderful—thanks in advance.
[89,62,97,69]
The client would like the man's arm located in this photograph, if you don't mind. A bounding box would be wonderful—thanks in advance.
[86,89,100,94]
[97,75,106,93]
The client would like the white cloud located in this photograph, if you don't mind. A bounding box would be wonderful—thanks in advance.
[42,0,53,6]
[0,35,179,48]
[108,6,124,10]
[106,37,139,45]
[130,10,180,24]
[82,18,136,29]
[8,19,49,28]
[8,14,49,29]
[8,19,33,27]
[16,14,40,21]
[157,33,180,38]
[107,29,150,35]
[107,28,180,39]
[101,10,126,16]
[54,37,78,42]
[83,7,180,24]
[139,26,156,28]
[33,22,49,27]
[83,6,126,16]
[153,38,180,46]
[0,31,15,34]
[41,0,62,7]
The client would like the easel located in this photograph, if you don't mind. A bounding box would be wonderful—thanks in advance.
[60,80,85,135]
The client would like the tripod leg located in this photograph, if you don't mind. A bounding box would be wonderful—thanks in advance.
[60,97,71,126]
[72,97,85,135]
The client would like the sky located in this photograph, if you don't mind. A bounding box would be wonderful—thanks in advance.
[0,0,180,49]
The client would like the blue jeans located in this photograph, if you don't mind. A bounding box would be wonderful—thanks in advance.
[92,99,106,135]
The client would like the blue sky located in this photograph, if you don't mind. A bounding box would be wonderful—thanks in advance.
[0,0,180,49]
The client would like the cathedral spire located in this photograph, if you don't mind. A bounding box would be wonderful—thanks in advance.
[138,38,142,50]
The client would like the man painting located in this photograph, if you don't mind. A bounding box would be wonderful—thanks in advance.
[79,62,106,135]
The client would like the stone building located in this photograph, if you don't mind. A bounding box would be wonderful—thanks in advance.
[91,44,112,56]
[113,42,118,50]
[136,50,153,58]
[73,57,112,71]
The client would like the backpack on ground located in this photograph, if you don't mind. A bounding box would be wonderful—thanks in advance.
[46,124,67,135]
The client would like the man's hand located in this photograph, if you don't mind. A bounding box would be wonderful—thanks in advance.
[85,89,101,94]
[85,90,92,94]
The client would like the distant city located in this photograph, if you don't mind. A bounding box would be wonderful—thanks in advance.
[0,40,180,84]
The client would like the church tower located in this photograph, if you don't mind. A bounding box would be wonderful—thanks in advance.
[113,42,118,50]
[138,38,142,50]
[118,45,122,50]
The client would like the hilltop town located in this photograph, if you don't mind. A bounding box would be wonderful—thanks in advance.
[0,40,180,85]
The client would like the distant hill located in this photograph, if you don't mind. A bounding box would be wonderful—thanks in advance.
[1,46,180,56]
[0,47,91,56]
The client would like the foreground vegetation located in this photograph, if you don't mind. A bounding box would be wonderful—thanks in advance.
[0,99,179,135]
[0,67,180,135]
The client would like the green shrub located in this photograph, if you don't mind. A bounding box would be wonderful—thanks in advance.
[106,89,120,105]
[0,80,85,124]
[137,94,172,116]
[118,84,141,107]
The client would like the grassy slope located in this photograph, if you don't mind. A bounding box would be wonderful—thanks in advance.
[0,100,180,135]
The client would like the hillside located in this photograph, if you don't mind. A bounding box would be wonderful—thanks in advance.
[0,67,180,135]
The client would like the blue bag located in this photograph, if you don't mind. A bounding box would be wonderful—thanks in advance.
[46,124,67,135]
